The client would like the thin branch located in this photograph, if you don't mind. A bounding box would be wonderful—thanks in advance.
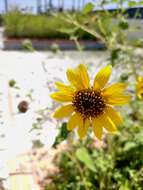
[63,14,106,44]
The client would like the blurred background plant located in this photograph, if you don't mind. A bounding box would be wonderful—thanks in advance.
[22,39,35,52]
[0,14,3,26]
[3,11,94,40]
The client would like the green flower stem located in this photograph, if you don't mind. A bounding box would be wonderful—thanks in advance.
[63,14,106,45]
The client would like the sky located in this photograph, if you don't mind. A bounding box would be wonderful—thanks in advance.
[0,0,118,13]
[0,0,36,12]
[0,0,141,13]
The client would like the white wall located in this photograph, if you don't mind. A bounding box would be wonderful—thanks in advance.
[128,19,143,39]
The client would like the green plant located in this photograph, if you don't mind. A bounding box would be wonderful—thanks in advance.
[3,11,95,40]
[50,43,60,53]
[45,1,143,190]
[0,14,3,26]
[22,39,35,51]
[45,106,143,190]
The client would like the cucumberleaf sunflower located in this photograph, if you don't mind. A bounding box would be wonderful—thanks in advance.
[51,64,130,140]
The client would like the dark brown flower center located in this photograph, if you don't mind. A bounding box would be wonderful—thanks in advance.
[72,88,106,119]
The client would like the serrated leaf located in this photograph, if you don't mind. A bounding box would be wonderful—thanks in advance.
[75,147,96,172]
[82,3,94,14]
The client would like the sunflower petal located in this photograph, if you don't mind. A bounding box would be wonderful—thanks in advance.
[77,119,90,138]
[100,114,118,132]
[137,91,143,99]
[137,76,143,82]
[67,113,81,130]
[92,118,103,140]
[66,68,83,90]
[104,118,118,132]
[106,95,131,105]
[55,81,75,93]
[93,65,112,90]
[50,92,73,102]
[105,106,123,125]
[77,64,90,88]
[103,83,127,96]
[53,104,74,119]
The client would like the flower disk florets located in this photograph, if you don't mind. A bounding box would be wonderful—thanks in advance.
[72,88,106,119]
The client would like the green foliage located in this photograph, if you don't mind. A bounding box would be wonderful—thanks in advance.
[3,11,94,40]
[50,43,60,53]
[131,39,143,48]
[45,109,143,189]
[59,1,143,52]
[118,19,129,30]
[76,147,96,172]
[82,3,95,15]
[0,14,3,26]
[61,11,130,50]
[4,12,67,39]
[53,122,70,147]
[22,39,35,51]
[128,0,143,7]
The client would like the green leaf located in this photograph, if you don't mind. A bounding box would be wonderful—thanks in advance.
[123,142,136,151]
[82,3,94,14]
[53,122,69,147]
[58,27,78,34]
[76,147,96,172]
[119,181,130,190]
[111,48,121,63]
[119,20,129,30]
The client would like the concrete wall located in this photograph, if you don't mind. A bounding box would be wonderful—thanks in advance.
[128,19,143,39]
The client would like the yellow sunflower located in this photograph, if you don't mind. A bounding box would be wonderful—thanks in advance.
[136,76,143,99]
[51,64,130,140]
